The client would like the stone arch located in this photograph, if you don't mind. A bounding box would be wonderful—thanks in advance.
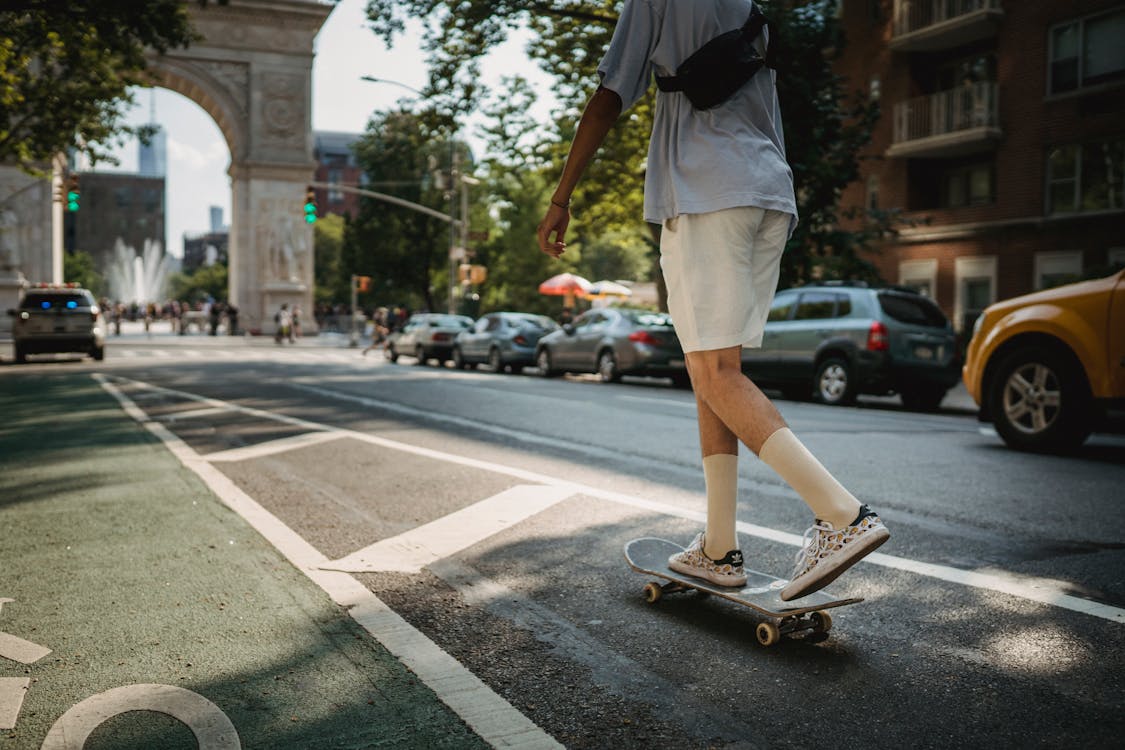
[150,0,333,334]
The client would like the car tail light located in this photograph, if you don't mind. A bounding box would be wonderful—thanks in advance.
[866,321,889,351]
[513,334,529,346]
[432,332,452,342]
[629,331,661,346]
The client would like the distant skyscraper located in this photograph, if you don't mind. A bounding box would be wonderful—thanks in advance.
[209,206,224,233]
[138,126,167,178]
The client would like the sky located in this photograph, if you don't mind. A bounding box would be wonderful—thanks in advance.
[101,0,556,258]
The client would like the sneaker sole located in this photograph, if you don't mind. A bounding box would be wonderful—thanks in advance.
[668,559,747,588]
[779,526,889,601]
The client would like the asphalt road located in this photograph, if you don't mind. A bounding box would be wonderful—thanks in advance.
[4,334,1124,749]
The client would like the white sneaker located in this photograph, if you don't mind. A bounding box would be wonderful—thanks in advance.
[668,532,748,587]
[780,505,889,601]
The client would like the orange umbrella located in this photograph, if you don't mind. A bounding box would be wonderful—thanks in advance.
[538,273,592,308]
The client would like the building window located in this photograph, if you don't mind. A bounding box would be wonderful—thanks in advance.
[114,187,132,209]
[328,169,344,203]
[955,256,996,333]
[899,259,938,299]
[1049,9,1125,94]
[1034,250,1084,290]
[1046,137,1125,214]
[870,75,881,101]
[942,163,993,208]
[866,175,880,210]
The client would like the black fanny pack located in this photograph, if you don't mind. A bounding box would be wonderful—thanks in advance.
[655,4,773,111]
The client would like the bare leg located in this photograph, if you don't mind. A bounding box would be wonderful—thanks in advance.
[686,347,786,455]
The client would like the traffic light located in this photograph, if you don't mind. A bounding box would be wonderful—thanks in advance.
[303,186,317,224]
[66,175,80,212]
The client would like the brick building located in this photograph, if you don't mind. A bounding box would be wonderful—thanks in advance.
[313,131,365,219]
[836,0,1125,330]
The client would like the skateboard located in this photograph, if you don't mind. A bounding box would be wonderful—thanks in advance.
[624,537,862,646]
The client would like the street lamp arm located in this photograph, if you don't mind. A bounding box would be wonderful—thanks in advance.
[309,181,464,228]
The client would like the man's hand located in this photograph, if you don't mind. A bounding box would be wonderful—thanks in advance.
[537,203,570,258]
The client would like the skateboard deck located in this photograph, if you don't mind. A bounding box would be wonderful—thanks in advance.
[624,537,862,645]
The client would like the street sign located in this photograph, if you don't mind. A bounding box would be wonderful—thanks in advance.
[449,246,466,261]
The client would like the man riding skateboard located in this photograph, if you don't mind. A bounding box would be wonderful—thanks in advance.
[536,0,889,601]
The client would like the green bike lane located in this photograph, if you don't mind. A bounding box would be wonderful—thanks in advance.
[0,372,490,750]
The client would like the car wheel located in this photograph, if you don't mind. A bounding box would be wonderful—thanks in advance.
[989,345,1093,453]
[814,357,856,406]
[536,349,558,377]
[900,384,946,412]
[414,344,427,365]
[597,350,621,383]
[91,345,105,362]
[386,344,399,363]
[452,347,467,370]
[14,343,27,364]
[488,347,504,373]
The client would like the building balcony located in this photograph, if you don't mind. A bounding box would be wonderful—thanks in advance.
[891,0,1003,52]
[889,82,1002,158]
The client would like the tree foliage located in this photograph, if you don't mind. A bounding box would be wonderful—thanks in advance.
[167,261,227,304]
[344,110,470,312]
[0,1,226,173]
[62,249,104,297]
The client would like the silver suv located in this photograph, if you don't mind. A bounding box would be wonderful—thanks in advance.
[7,285,105,363]
[741,283,959,410]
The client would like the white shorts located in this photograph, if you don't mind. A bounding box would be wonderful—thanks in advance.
[660,206,789,353]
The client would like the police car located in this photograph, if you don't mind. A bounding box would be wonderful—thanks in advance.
[7,283,105,363]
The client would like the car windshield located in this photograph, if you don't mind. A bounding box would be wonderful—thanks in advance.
[513,314,557,330]
[21,292,91,310]
[623,310,674,327]
[878,293,948,328]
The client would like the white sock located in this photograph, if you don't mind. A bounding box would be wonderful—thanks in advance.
[758,428,861,529]
[702,453,739,559]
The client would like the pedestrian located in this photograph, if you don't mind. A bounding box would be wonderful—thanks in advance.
[274,303,292,345]
[536,0,888,600]
[291,305,301,341]
[557,306,574,326]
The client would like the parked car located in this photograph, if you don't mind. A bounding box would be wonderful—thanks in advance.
[385,313,474,365]
[535,307,689,386]
[452,312,559,373]
[7,284,105,363]
[741,283,960,409]
[962,269,1125,453]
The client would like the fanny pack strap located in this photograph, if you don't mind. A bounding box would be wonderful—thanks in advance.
[656,4,771,93]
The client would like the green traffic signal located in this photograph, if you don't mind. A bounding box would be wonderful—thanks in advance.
[304,202,317,224]
[66,190,80,212]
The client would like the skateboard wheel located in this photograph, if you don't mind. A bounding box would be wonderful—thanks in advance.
[811,610,833,633]
[756,621,781,647]
[643,582,663,604]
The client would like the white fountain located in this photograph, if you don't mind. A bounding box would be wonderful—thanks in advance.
[106,238,177,303]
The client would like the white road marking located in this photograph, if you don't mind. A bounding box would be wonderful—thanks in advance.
[40,684,239,750]
[203,430,344,463]
[325,485,576,573]
[101,375,1125,625]
[0,632,52,665]
[95,374,563,750]
[0,678,29,730]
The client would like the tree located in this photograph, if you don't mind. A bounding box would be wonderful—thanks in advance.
[365,0,891,295]
[345,110,467,311]
[313,212,347,305]
[167,262,227,304]
[0,1,227,174]
[62,249,104,297]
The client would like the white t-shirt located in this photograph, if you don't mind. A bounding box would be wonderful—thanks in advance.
[597,0,797,231]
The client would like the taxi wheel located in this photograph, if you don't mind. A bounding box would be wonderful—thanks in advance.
[989,345,1093,453]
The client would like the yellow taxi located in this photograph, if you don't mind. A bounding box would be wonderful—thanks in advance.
[963,269,1124,452]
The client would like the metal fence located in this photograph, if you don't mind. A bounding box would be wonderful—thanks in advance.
[892,0,1001,37]
[892,82,998,145]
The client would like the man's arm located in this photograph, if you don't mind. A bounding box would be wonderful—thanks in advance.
[536,86,624,257]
